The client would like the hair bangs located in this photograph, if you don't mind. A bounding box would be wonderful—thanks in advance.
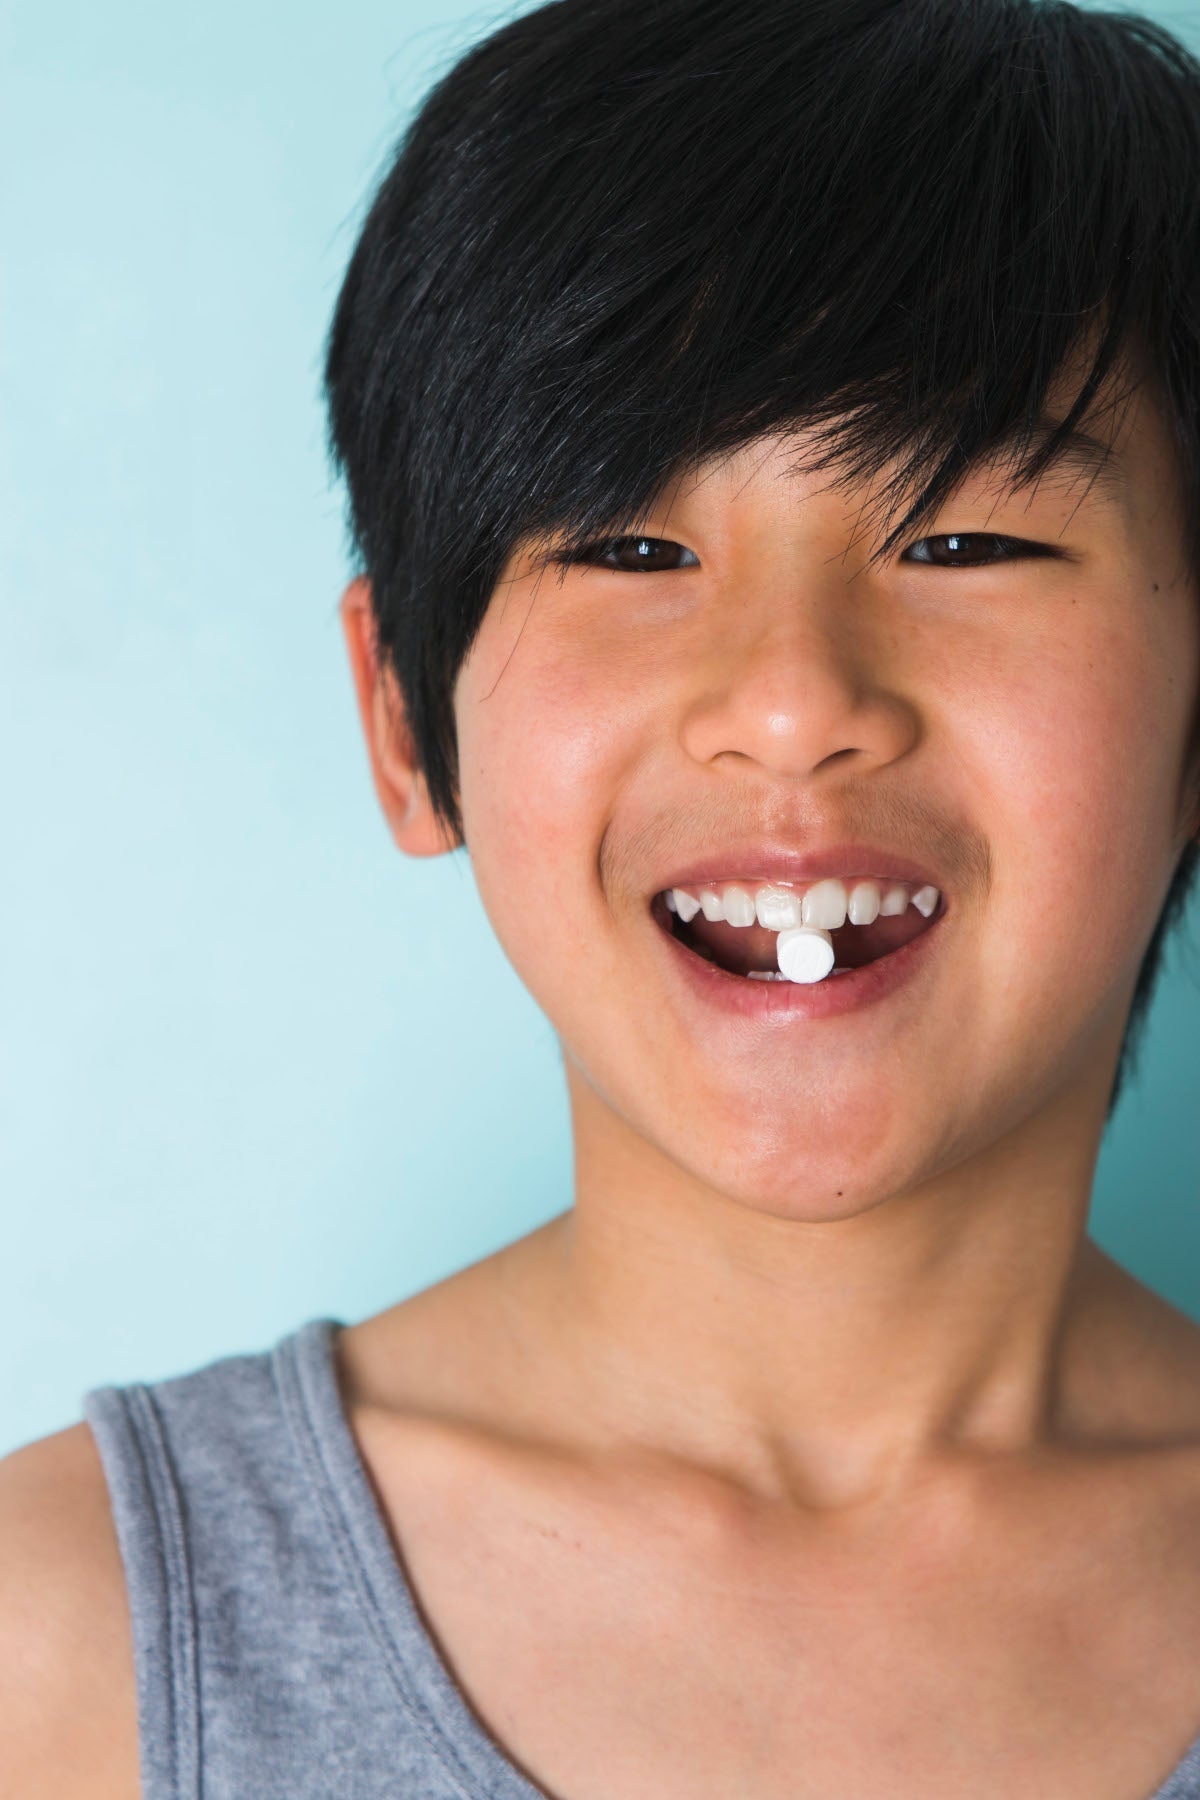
[486,1,1199,581]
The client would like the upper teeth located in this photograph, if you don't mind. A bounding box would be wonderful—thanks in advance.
[664,876,939,926]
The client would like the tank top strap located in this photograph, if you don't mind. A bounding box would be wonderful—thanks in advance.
[83,1376,201,1800]
[83,1318,546,1800]
[1153,1732,1200,1799]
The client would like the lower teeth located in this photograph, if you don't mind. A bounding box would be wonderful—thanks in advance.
[746,966,851,980]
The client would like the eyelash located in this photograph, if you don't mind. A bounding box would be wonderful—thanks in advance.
[554,533,1057,571]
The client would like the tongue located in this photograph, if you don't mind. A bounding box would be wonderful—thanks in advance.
[680,908,933,976]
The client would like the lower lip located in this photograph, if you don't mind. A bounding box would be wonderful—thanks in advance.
[653,902,948,1022]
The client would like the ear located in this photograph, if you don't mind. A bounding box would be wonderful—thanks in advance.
[339,577,460,856]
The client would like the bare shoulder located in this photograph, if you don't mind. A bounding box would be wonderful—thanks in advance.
[0,1421,139,1798]
[1065,1241,1200,1444]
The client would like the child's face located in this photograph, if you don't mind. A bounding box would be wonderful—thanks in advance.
[449,370,1200,1215]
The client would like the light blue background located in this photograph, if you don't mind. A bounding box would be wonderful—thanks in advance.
[3,0,1199,1457]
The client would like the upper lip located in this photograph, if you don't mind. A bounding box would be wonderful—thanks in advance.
[650,841,951,898]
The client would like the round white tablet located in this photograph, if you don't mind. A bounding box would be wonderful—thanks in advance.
[775,925,836,984]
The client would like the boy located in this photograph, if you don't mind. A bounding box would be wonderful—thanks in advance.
[6,0,1200,1794]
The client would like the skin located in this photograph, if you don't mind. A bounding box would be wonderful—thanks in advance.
[341,352,1200,1512]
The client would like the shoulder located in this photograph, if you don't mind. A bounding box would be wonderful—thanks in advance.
[0,1421,139,1798]
[1067,1243,1200,1445]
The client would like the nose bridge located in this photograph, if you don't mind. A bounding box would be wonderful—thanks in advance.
[744,551,858,666]
[680,550,898,776]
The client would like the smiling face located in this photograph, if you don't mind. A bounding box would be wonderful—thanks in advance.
[440,359,1200,1221]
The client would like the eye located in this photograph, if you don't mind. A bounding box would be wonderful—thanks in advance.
[901,533,1058,566]
[556,535,700,572]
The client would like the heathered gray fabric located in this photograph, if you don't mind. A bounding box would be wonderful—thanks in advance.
[83,1318,548,1800]
[83,1316,1200,1800]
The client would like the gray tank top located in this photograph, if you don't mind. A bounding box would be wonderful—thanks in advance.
[83,1317,1200,1800]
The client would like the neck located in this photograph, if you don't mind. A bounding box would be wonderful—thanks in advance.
[513,1073,1119,1516]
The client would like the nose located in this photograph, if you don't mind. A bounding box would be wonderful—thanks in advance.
[678,574,919,782]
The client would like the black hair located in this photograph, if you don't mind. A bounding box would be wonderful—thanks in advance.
[325,0,1200,1124]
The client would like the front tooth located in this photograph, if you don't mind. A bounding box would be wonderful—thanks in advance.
[755,884,804,930]
[879,884,909,917]
[911,884,940,918]
[801,878,848,930]
[723,885,757,927]
[671,887,701,922]
[847,880,881,926]
[698,887,725,922]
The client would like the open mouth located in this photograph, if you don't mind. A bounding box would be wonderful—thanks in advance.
[651,884,946,981]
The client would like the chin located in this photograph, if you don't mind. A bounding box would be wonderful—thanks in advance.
[671,1127,925,1225]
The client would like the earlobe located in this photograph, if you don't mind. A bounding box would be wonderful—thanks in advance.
[338,577,458,857]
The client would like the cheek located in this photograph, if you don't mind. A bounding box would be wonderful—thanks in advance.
[453,608,658,940]
[953,584,1195,984]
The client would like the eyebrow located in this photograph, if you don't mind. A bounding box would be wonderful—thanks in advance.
[976,413,1129,509]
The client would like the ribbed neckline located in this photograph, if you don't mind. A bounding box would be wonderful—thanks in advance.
[274,1315,1200,1800]
[274,1316,550,1800]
